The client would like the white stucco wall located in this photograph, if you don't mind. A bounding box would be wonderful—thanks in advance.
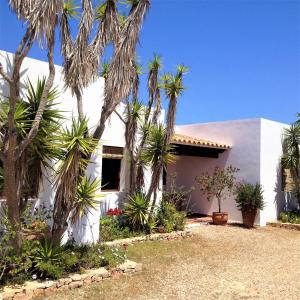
[259,119,288,225]
[174,118,288,225]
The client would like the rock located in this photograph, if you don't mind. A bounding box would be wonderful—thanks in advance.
[43,280,56,289]
[69,274,83,282]
[58,277,72,286]
[44,286,56,297]
[92,268,110,279]
[11,292,26,300]
[32,288,45,298]
[24,289,34,299]
[83,278,92,285]
[68,281,83,289]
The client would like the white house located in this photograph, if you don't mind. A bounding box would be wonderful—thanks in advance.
[0,51,294,243]
[167,118,295,226]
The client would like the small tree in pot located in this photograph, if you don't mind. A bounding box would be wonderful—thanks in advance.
[235,182,265,228]
[196,166,239,225]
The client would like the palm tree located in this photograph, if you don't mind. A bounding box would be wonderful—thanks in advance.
[0,0,151,247]
[51,118,98,244]
[143,65,187,211]
[142,124,176,215]
[135,54,162,191]
[163,65,188,144]
[52,118,97,243]
[0,0,60,248]
[282,123,300,206]
[124,99,143,193]
[0,77,62,237]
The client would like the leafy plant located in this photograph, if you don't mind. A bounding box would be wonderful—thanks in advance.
[163,173,194,211]
[99,216,139,242]
[279,211,300,224]
[235,182,265,212]
[71,176,102,224]
[157,201,186,233]
[196,166,239,213]
[30,238,63,278]
[72,244,126,269]
[124,193,149,230]
[52,118,98,243]
[282,122,300,206]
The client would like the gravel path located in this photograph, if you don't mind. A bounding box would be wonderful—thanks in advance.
[42,225,300,300]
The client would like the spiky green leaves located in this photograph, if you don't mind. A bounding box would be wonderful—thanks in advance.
[161,65,188,99]
[56,118,98,180]
[71,176,102,224]
[141,124,176,168]
[282,124,300,172]
[124,192,149,230]
[63,0,80,18]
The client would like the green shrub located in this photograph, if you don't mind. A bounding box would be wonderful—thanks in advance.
[124,193,149,231]
[157,201,186,233]
[235,182,265,212]
[100,216,140,241]
[60,251,79,273]
[0,236,127,286]
[35,262,63,279]
[78,244,126,269]
[163,173,194,212]
[279,211,300,224]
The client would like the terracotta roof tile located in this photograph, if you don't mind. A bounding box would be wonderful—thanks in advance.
[171,133,231,150]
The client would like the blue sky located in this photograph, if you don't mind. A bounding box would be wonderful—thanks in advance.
[0,0,299,125]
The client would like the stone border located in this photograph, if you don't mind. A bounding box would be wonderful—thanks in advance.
[0,260,141,300]
[105,229,195,247]
[267,221,300,231]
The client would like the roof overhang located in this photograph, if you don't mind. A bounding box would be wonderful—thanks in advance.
[171,134,231,158]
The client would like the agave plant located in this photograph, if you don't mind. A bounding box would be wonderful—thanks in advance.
[71,176,102,224]
[124,192,149,230]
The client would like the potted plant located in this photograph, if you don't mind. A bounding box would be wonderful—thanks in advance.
[235,182,265,228]
[196,166,239,225]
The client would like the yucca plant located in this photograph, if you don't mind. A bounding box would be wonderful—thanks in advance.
[162,65,188,144]
[30,238,63,279]
[124,99,144,193]
[282,123,300,206]
[0,78,62,205]
[142,124,176,216]
[124,193,149,231]
[52,118,98,244]
[71,176,102,224]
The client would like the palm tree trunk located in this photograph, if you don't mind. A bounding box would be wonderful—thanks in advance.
[74,86,84,121]
[165,95,177,144]
[147,163,162,217]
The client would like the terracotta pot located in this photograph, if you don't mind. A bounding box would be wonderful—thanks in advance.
[212,212,228,225]
[242,210,257,228]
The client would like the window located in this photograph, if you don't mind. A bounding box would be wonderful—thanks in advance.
[101,146,123,191]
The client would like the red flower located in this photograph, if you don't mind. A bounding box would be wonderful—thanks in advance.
[107,208,122,216]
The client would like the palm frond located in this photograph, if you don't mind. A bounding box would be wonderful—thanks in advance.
[71,176,102,224]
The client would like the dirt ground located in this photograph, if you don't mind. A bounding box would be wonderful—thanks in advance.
[41,225,300,300]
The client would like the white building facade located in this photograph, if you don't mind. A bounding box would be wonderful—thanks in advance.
[0,51,294,242]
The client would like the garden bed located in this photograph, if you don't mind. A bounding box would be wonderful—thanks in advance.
[0,260,141,300]
[267,221,300,231]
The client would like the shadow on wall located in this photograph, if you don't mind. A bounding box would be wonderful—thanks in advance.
[99,192,127,216]
[0,52,28,99]
[274,163,298,216]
